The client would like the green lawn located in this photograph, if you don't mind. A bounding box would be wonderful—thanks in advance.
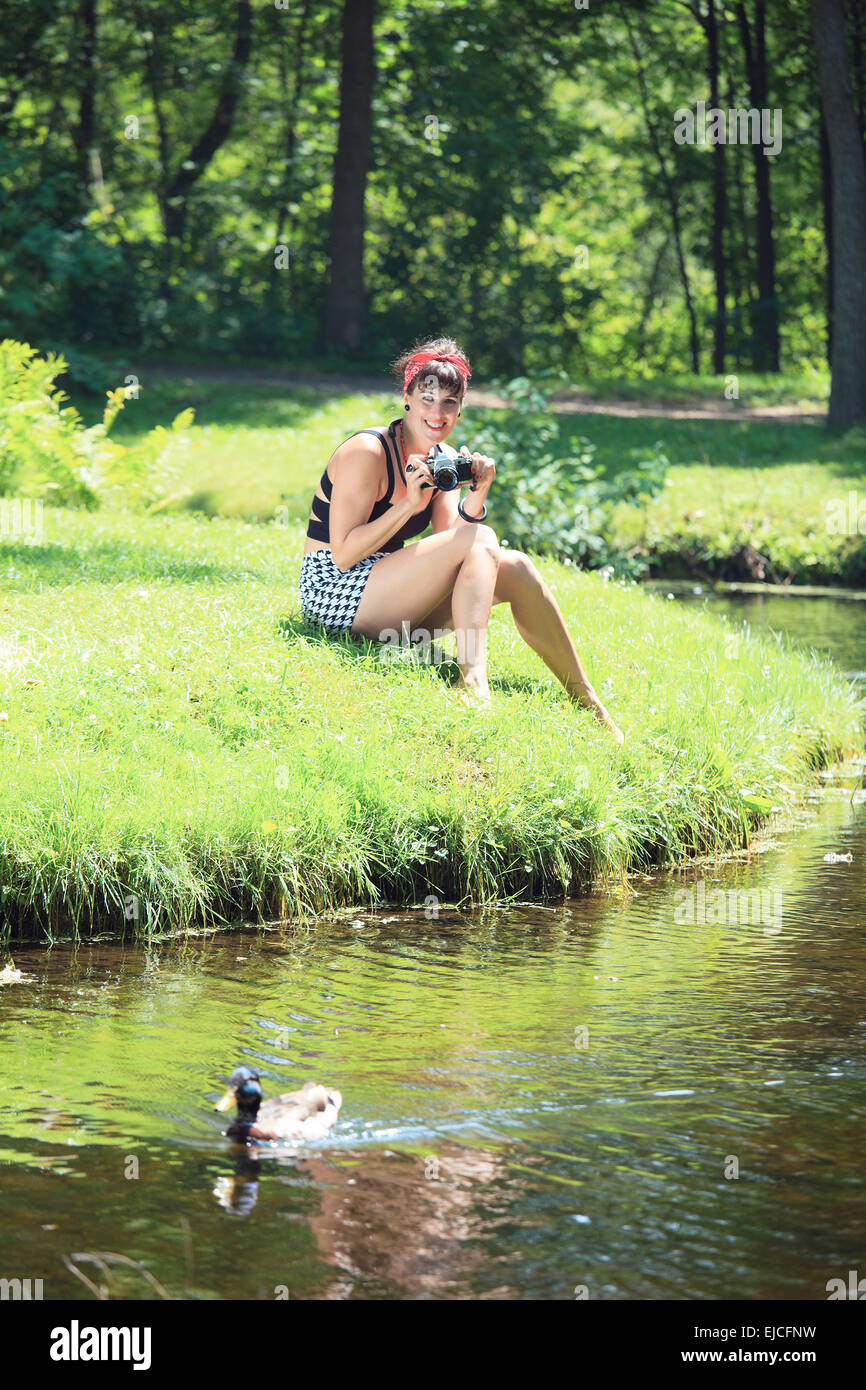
[1,505,861,940]
[555,414,866,585]
[555,369,830,410]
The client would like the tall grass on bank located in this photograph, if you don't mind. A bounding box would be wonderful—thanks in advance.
[0,507,862,941]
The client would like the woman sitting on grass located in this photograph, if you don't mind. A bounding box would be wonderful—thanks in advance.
[299,336,623,742]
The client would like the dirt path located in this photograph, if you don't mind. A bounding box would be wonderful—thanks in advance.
[141,364,826,425]
[549,396,825,425]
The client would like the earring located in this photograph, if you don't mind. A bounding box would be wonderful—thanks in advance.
[405,403,410,411]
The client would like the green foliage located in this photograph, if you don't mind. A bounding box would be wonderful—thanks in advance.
[0,339,102,505]
[0,339,195,511]
[0,0,837,376]
[469,372,669,574]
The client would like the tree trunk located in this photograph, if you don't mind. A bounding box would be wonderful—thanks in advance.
[271,0,315,309]
[624,12,700,373]
[76,0,97,198]
[727,79,749,368]
[811,0,866,427]
[323,0,376,355]
[736,1,779,372]
[161,1,253,243]
[133,0,172,299]
[707,0,727,374]
[819,99,834,365]
[850,0,866,145]
[634,238,668,363]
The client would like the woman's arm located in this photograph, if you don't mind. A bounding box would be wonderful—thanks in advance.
[329,438,415,571]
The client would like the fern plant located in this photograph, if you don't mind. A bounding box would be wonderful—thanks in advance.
[0,339,194,512]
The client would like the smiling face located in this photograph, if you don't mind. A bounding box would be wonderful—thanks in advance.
[405,372,462,447]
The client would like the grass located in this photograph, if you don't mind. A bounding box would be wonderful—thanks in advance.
[0,504,862,941]
[560,415,866,585]
[554,369,830,410]
[66,374,866,585]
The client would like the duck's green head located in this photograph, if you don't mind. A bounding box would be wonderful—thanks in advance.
[215,1065,263,1125]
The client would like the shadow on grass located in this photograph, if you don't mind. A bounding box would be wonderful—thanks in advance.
[560,414,866,477]
[0,539,274,589]
[277,613,458,684]
[179,488,312,525]
[67,379,386,435]
[276,614,554,699]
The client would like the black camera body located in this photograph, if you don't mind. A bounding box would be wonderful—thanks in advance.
[406,444,475,492]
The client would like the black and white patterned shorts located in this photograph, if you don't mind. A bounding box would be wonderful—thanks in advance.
[298,548,388,633]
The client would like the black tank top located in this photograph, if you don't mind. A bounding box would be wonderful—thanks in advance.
[306,419,435,554]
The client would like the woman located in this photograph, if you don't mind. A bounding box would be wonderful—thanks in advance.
[299,336,623,742]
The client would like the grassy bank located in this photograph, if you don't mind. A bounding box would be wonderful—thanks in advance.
[68,374,866,586]
[600,425,866,586]
[0,506,862,941]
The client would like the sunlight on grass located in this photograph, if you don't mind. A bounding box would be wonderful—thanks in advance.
[1,506,861,940]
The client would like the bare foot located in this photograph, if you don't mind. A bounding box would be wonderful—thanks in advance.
[592,703,624,745]
[569,684,624,744]
[454,676,492,712]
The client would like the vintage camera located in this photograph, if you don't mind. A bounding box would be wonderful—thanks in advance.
[406,443,476,492]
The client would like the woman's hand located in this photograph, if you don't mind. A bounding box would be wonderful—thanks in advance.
[404,454,436,513]
[459,446,496,494]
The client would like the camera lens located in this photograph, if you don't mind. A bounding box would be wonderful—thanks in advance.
[435,465,457,491]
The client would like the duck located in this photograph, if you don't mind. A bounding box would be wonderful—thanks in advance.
[214,1064,342,1143]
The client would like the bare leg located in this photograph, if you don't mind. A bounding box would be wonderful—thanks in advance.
[448,530,500,703]
[349,524,500,705]
[420,551,624,742]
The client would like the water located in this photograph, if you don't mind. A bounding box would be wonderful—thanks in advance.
[672,586,866,682]
[1,594,864,1301]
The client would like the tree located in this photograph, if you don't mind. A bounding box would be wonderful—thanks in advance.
[136,1,253,260]
[736,1,779,372]
[706,0,727,373]
[623,6,701,373]
[811,0,866,427]
[323,0,376,354]
[74,1,98,197]
[680,0,729,372]
[270,0,316,313]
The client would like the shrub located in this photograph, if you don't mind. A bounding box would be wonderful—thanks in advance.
[467,371,669,575]
[0,339,194,511]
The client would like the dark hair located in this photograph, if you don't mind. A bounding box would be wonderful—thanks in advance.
[390,336,471,399]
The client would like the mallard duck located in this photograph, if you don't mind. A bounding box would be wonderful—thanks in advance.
[214,1064,342,1142]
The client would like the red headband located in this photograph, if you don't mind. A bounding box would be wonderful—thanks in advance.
[403,351,471,394]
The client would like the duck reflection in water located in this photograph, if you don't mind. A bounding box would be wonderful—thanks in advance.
[213,1148,262,1217]
[211,1133,514,1299]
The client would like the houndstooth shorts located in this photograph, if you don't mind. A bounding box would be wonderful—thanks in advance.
[298,548,388,633]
